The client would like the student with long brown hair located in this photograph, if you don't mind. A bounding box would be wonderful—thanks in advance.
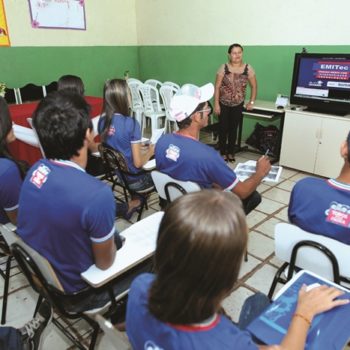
[126,190,349,350]
[98,79,154,219]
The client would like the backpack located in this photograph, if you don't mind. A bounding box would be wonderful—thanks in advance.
[246,123,280,156]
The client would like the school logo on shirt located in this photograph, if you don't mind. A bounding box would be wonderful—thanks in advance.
[144,341,163,350]
[30,164,51,189]
[108,125,116,136]
[325,201,350,228]
[165,144,180,162]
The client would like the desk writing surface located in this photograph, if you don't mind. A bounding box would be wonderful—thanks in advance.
[244,100,285,114]
[81,212,164,288]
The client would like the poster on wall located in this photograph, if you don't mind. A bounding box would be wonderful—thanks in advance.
[28,0,86,30]
[0,0,10,46]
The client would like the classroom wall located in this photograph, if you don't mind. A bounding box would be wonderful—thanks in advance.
[135,0,350,137]
[1,0,139,96]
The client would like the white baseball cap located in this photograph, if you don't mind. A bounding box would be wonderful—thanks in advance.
[170,83,214,122]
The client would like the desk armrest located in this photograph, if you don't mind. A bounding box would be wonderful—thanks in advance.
[81,212,164,288]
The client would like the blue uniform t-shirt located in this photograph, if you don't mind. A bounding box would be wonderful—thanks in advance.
[126,273,258,350]
[17,159,116,293]
[98,114,142,176]
[0,158,22,224]
[289,177,350,244]
[155,133,239,190]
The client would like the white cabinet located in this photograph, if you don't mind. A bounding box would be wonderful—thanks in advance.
[280,109,350,178]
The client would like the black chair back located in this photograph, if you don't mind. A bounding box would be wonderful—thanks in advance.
[44,81,58,95]
[19,83,45,103]
[4,88,18,104]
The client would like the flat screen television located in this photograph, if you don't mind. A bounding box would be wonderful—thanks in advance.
[290,53,350,115]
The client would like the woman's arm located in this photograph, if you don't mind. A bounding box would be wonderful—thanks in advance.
[258,285,349,350]
[214,67,224,115]
[246,74,257,111]
[131,143,155,168]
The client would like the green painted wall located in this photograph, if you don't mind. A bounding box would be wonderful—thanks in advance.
[1,46,139,96]
[139,45,350,138]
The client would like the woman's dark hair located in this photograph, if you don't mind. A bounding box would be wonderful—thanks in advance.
[0,97,28,178]
[33,91,91,160]
[100,79,131,141]
[149,190,248,324]
[57,75,85,96]
[228,43,244,54]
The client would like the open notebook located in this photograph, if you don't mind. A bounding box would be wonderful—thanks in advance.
[81,212,164,287]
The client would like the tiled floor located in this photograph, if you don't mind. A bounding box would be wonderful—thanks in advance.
[0,132,332,349]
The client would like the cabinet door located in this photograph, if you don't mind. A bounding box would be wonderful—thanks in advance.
[280,112,319,173]
[314,118,350,178]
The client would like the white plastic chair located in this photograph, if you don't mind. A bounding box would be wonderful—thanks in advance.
[127,78,142,84]
[151,170,201,202]
[137,84,166,135]
[268,223,350,298]
[145,79,164,110]
[127,80,144,127]
[163,81,180,90]
[159,85,178,133]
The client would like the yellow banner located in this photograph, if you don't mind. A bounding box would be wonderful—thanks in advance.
[0,0,10,46]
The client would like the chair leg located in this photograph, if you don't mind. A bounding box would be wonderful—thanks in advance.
[33,295,43,317]
[1,256,12,325]
[267,262,289,300]
[88,323,100,350]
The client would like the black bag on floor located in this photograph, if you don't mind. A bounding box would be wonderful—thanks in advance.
[246,123,280,155]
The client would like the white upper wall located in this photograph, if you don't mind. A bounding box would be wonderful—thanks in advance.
[135,0,350,45]
[4,0,137,46]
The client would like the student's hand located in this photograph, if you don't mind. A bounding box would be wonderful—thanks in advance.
[214,103,221,116]
[295,284,349,322]
[256,155,271,179]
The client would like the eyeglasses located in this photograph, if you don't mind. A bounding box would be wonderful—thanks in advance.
[197,107,212,116]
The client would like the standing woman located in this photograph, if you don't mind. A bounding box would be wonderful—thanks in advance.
[214,43,257,162]
[0,97,27,224]
[98,79,154,219]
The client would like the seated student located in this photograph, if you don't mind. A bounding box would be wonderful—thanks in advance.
[16,91,147,311]
[289,131,350,244]
[126,190,349,350]
[0,97,27,225]
[57,74,85,96]
[155,83,271,214]
[98,79,154,219]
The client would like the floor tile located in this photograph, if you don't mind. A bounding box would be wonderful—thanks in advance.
[274,207,289,222]
[255,217,283,239]
[245,264,278,295]
[239,255,261,279]
[263,187,291,205]
[256,197,285,215]
[279,167,299,179]
[269,255,285,268]
[247,231,274,260]
[256,183,270,194]
[246,211,268,229]
[222,287,254,323]
[289,172,315,182]
[277,179,295,192]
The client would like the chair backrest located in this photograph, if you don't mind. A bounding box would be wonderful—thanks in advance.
[144,79,162,90]
[274,223,350,281]
[159,85,178,122]
[127,81,144,111]
[127,78,142,84]
[163,81,180,90]
[138,84,162,114]
[0,224,64,292]
[27,118,46,158]
[42,81,58,96]
[151,170,201,202]
[18,83,45,103]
